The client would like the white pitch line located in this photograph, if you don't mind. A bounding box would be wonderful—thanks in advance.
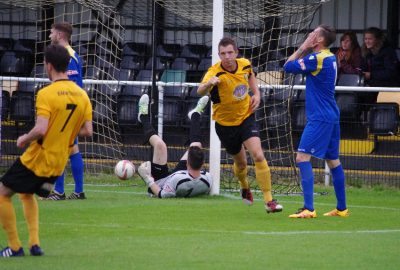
[48,222,122,229]
[243,229,400,235]
[83,189,145,195]
[140,226,400,236]
[40,221,400,236]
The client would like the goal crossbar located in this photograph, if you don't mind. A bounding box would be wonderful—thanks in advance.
[1,76,399,92]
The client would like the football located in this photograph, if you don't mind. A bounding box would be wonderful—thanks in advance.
[114,160,135,180]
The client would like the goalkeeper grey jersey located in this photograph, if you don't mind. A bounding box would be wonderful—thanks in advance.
[155,170,213,198]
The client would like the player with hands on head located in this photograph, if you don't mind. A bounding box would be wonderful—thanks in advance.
[0,44,92,257]
[137,94,213,198]
[284,25,349,218]
[197,37,282,213]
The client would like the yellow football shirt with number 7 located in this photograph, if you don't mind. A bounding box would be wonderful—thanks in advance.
[20,79,92,177]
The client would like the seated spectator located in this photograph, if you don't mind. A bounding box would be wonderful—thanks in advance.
[360,27,399,106]
[361,27,399,87]
[336,31,362,75]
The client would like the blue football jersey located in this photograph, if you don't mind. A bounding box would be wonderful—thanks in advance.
[284,49,339,123]
[65,45,83,88]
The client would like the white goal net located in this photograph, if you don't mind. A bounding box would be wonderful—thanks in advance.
[0,0,325,193]
[155,0,324,194]
[0,0,125,174]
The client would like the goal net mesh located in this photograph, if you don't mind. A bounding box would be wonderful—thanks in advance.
[0,0,324,193]
[0,0,125,174]
[155,0,323,194]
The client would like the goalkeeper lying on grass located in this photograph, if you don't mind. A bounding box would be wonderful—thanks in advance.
[136,94,213,198]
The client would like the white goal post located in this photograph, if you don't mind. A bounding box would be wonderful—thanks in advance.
[208,0,224,195]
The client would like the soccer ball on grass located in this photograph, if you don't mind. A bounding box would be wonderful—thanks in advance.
[114,160,135,180]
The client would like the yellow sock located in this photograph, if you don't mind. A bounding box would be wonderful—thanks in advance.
[19,194,40,247]
[254,160,273,202]
[0,195,22,251]
[233,163,249,189]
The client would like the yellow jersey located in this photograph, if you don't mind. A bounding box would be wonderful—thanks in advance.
[201,58,253,126]
[20,79,92,177]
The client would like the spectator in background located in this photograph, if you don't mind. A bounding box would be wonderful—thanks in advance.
[359,27,399,107]
[361,27,398,87]
[336,31,362,75]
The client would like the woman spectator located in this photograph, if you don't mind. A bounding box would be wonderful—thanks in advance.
[336,31,362,75]
[361,27,398,87]
[359,27,399,106]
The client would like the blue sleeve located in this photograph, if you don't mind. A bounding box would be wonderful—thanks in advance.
[284,54,318,74]
[67,54,83,88]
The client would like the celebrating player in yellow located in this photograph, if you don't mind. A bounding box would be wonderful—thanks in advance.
[197,37,283,213]
[0,44,93,257]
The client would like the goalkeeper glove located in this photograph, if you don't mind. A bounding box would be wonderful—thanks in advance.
[138,161,155,187]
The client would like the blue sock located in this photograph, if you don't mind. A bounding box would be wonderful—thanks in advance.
[297,161,314,211]
[70,152,84,193]
[331,164,346,211]
[54,173,65,194]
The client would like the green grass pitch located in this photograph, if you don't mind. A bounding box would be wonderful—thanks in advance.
[1,175,400,270]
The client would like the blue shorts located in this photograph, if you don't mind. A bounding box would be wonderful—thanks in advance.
[74,137,78,145]
[298,121,340,160]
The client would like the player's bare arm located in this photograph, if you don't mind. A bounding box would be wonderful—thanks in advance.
[248,73,260,112]
[17,116,49,148]
[149,183,161,196]
[79,120,93,137]
[197,76,220,96]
